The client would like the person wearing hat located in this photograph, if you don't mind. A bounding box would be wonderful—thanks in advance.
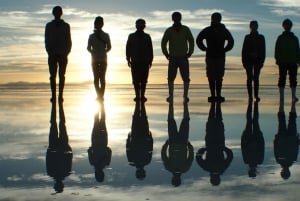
[275,18,300,104]
[196,12,234,103]
[87,16,111,101]
[126,18,153,102]
[242,20,266,102]
[161,12,194,103]
[45,6,72,102]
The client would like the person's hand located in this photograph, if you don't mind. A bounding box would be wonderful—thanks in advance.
[127,60,131,67]
[186,53,192,58]
[165,54,170,60]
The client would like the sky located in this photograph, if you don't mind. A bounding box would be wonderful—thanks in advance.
[0,0,300,85]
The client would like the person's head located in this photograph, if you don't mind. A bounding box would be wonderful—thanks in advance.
[172,12,182,24]
[211,12,222,24]
[95,168,105,182]
[94,16,104,30]
[52,6,63,19]
[136,167,146,180]
[171,172,181,187]
[210,173,221,186]
[135,18,146,31]
[282,18,292,31]
[250,20,258,31]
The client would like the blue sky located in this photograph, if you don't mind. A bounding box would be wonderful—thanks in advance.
[0,0,300,84]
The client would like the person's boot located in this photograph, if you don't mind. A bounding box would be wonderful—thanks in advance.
[133,82,140,102]
[183,81,189,102]
[254,86,260,102]
[141,83,147,102]
[167,81,174,103]
[291,87,298,102]
[208,80,215,102]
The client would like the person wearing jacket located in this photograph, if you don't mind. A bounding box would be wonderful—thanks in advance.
[196,12,234,102]
[87,16,111,101]
[126,19,153,102]
[242,21,266,102]
[161,12,194,103]
[275,18,300,103]
[45,6,72,102]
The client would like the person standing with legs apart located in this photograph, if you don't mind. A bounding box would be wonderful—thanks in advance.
[87,16,111,101]
[196,12,234,102]
[45,6,72,102]
[275,18,300,106]
[242,21,266,102]
[126,19,153,102]
[161,12,194,103]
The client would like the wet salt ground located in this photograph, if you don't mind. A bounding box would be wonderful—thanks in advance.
[0,83,300,201]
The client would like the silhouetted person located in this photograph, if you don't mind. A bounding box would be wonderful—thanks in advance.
[46,101,73,193]
[196,12,234,102]
[88,101,111,182]
[87,16,111,101]
[161,11,194,103]
[275,18,300,103]
[241,101,264,178]
[274,101,299,180]
[242,21,266,102]
[161,102,193,187]
[126,19,153,102]
[126,101,153,180]
[45,6,72,102]
[196,102,233,186]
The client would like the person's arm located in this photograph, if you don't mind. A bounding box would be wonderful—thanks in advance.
[148,35,153,67]
[161,30,169,59]
[66,24,72,55]
[106,33,111,52]
[87,35,92,53]
[196,30,207,51]
[186,27,194,57]
[224,29,234,52]
[126,35,131,67]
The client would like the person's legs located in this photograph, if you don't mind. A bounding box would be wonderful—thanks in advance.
[215,58,225,102]
[253,64,262,101]
[58,56,68,101]
[92,62,101,99]
[278,64,288,104]
[288,64,298,102]
[178,58,190,102]
[99,61,107,100]
[244,63,253,100]
[48,55,58,102]
[206,58,216,102]
[167,58,178,102]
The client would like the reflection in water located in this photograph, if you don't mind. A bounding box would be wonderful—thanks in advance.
[88,100,112,182]
[274,101,299,180]
[196,102,233,186]
[161,102,194,187]
[241,101,264,178]
[46,102,73,193]
[126,101,153,180]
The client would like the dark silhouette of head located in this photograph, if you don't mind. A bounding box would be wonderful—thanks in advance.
[136,167,146,180]
[136,18,146,31]
[54,179,64,193]
[250,20,258,31]
[210,173,221,186]
[95,168,105,182]
[52,6,63,19]
[94,16,104,29]
[172,12,182,23]
[281,167,291,180]
[171,172,181,187]
[282,18,292,31]
[211,12,222,24]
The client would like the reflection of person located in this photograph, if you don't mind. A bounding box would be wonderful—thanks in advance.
[161,12,194,103]
[45,6,72,102]
[274,101,299,180]
[46,101,73,193]
[196,102,233,186]
[241,101,264,178]
[275,18,300,103]
[242,21,266,102]
[87,16,111,101]
[161,102,193,187]
[196,12,234,102]
[126,101,153,180]
[88,101,111,182]
[126,19,153,102]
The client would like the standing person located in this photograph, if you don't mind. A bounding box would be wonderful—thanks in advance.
[45,6,72,102]
[242,21,266,102]
[87,16,111,101]
[161,11,194,103]
[126,19,153,102]
[275,18,300,104]
[196,12,234,102]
